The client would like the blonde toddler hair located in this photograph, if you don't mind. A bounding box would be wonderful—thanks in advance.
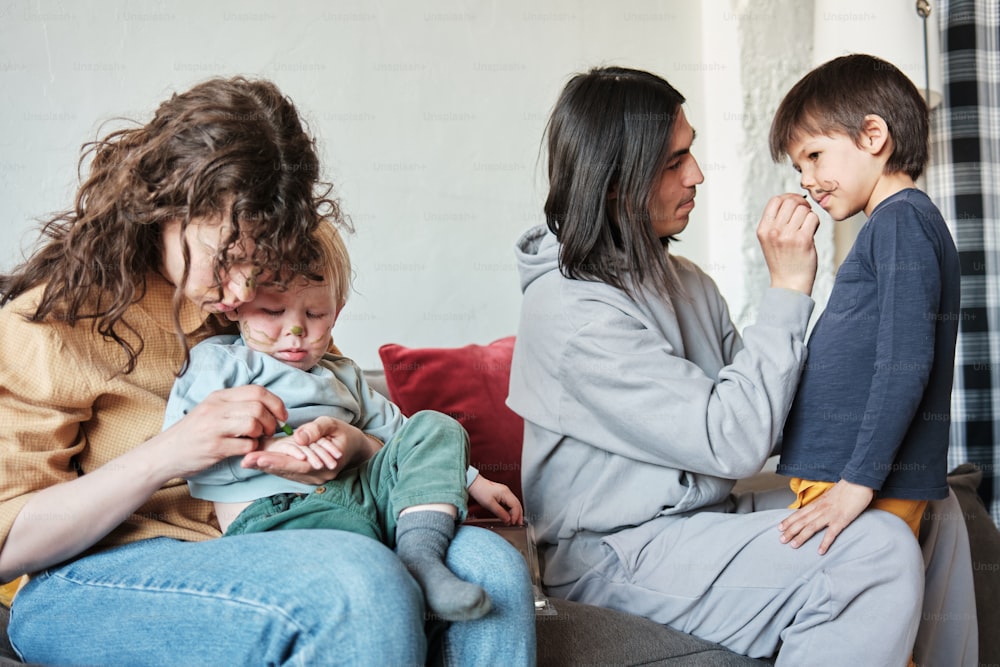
[310,221,352,309]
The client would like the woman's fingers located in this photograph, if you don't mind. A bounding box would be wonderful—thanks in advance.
[155,385,291,479]
[212,385,288,438]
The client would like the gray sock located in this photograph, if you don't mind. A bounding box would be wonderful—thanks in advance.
[395,510,492,621]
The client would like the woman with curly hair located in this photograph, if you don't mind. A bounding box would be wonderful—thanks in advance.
[0,77,534,666]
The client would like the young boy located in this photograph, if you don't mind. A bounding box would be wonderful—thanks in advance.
[770,54,961,556]
[163,221,522,621]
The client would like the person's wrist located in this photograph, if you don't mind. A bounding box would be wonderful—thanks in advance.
[364,434,384,454]
[769,279,813,296]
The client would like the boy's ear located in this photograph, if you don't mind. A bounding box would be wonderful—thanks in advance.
[326,305,345,355]
[332,304,344,327]
[861,114,891,155]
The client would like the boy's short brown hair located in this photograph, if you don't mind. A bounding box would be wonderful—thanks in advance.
[769,54,929,179]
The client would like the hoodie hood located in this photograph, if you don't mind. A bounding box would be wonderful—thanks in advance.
[514,223,688,301]
[514,225,561,293]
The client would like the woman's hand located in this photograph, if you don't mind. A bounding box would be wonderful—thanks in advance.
[468,474,523,525]
[778,479,875,555]
[241,417,376,485]
[757,194,820,296]
[0,384,289,580]
[152,384,288,481]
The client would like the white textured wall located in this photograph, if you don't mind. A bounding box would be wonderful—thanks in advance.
[733,0,835,327]
[1,0,853,367]
[1,0,707,368]
[695,0,834,333]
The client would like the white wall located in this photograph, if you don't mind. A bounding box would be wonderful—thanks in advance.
[5,0,875,368]
[1,0,721,368]
[697,0,823,330]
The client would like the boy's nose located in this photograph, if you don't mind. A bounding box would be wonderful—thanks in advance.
[287,325,304,336]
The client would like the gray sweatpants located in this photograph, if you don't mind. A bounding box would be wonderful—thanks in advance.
[556,486,977,666]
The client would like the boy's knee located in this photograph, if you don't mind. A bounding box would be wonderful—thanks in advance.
[405,410,470,446]
[408,410,464,432]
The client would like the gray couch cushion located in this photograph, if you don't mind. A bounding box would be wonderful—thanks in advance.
[538,597,770,666]
[947,464,1000,666]
[0,607,27,667]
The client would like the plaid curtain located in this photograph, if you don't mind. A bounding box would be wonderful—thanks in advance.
[927,0,1000,525]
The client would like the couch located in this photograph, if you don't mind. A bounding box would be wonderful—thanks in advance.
[1,337,997,666]
[376,337,1000,666]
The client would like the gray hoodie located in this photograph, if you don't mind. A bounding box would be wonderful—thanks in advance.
[507,225,814,589]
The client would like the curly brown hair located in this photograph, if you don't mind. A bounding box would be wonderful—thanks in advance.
[0,76,344,374]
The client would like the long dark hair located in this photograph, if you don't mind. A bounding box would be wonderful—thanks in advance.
[1,76,343,373]
[544,66,686,297]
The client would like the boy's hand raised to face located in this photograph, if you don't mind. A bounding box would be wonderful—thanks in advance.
[757,194,820,296]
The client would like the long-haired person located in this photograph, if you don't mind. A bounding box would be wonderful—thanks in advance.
[508,66,975,666]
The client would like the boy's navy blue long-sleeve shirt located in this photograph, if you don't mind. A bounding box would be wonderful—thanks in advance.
[778,188,960,500]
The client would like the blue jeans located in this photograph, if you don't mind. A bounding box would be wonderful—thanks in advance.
[9,527,535,666]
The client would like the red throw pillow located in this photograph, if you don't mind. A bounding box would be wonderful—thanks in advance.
[378,337,523,518]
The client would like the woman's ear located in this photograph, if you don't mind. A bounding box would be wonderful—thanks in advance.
[861,114,891,155]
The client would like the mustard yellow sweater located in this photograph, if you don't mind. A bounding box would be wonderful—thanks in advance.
[0,273,226,586]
